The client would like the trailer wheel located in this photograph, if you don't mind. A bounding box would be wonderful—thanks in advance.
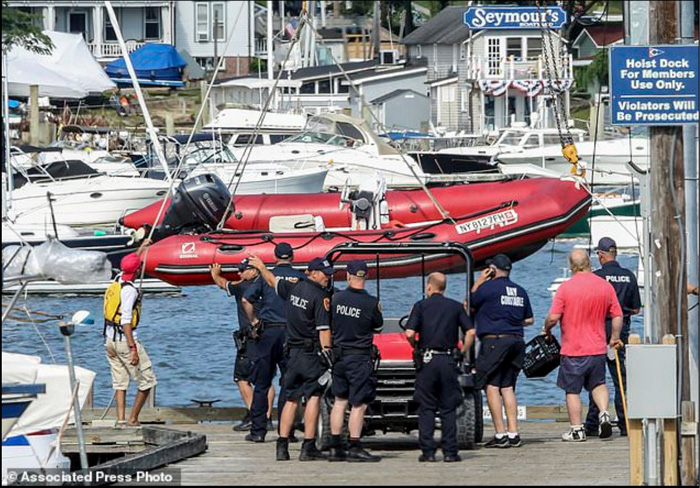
[474,389,484,444]
[316,393,348,451]
[457,392,477,450]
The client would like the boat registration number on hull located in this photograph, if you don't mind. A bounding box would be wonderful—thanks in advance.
[455,209,519,235]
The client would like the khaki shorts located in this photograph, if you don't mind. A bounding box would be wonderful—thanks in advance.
[106,340,157,391]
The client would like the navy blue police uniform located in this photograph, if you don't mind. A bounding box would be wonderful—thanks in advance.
[330,262,383,407]
[471,265,533,390]
[226,275,260,383]
[586,238,642,435]
[406,293,472,459]
[243,243,306,440]
[275,259,333,401]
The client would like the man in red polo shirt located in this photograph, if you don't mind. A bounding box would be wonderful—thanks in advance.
[543,250,623,442]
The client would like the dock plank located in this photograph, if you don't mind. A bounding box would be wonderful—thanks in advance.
[152,422,629,486]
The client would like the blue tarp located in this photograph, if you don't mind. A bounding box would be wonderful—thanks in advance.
[105,44,187,88]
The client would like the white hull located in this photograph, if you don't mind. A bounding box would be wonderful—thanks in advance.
[190,165,328,194]
[498,139,650,185]
[2,431,70,484]
[9,176,170,227]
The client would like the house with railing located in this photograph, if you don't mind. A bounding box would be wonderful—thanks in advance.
[6,1,253,78]
[403,5,573,134]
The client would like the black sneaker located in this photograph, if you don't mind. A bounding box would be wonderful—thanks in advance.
[508,435,522,448]
[244,433,265,443]
[347,446,381,463]
[418,453,437,463]
[484,435,510,448]
[585,427,599,437]
[276,439,290,461]
[443,454,462,463]
[299,441,327,461]
[233,420,252,432]
[328,446,348,462]
[599,412,613,440]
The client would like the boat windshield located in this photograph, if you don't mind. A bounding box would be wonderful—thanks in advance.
[496,130,526,147]
[286,117,368,147]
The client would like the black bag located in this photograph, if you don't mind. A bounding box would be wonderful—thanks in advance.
[523,335,561,378]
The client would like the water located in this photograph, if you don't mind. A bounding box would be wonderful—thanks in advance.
[2,239,642,408]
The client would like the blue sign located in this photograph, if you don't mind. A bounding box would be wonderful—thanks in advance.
[464,6,568,30]
[610,45,700,126]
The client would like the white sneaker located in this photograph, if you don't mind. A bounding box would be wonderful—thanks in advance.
[599,412,613,439]
[562,426,587,442]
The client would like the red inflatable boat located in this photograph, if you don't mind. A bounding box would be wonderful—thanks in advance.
[137,178,590,286]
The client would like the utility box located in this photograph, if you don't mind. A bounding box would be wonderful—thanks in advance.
[627,344,677,419]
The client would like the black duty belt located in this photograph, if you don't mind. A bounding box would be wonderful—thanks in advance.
[265,323,286,329]
[340,347,372,356]
[418,348,451,354]
[481,334,520,340]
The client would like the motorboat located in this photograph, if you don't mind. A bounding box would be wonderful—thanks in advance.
[203,107,306,147]
[5,160,171,228]
[227,113,497,189]
[119,174,591,287]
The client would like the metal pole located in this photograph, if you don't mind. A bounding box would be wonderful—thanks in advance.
[680,0,699,419]
[61,325,89,476]
[1,282,28,323]
[2,53,13,213]
[104,1,172,183]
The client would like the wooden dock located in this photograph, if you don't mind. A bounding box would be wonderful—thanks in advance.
[151,422,629,486]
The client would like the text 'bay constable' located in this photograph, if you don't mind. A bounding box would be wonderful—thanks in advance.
[328,260,383,463]
[405,273,473,463]
[249,255,334,462]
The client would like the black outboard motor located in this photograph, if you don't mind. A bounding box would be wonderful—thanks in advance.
[152,174,232,241]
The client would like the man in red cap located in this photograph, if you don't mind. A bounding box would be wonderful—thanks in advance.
[104,239,156,426]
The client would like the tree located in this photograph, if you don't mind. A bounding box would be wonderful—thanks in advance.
[2,1,53,54]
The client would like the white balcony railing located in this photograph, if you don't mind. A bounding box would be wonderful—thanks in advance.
[466,54,574,80]
[88,40,145,59]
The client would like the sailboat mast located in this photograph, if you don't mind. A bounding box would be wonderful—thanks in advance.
[104,1,172,182]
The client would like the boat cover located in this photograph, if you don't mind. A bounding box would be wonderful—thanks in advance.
[105,44,187,88]
[6,31,116,99]
[2,352,95,436]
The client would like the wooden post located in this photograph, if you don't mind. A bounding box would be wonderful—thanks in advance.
[661,334,679,486]
[29,85,40,146]
[628,334,644,486]
[681,401,697,486]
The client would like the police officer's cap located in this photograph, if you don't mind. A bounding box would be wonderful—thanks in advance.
[308,257,334,276]
[274,242,294,259]
[347,260,369,278]
[596,237,617,253]
[486,254,512,271]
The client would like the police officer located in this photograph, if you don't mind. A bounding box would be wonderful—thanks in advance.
[211,260,276,432]
[405,272,472,463]
[328,260,383,463]
[249,255,334,462]
[466,254,533,449]
[585,237,641,437]
[242,243,306,443]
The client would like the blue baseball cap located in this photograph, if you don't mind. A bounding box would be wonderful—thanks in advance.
[308,258,334,276]
[274,242,294,259]
[347,260,368,278]
[240,258,253,270]
[596,237,617,253]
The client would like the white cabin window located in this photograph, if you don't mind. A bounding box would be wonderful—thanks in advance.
[487,38,502,76]
[145,7,161,40]
[196,3,209,42]
[212,2,225,42]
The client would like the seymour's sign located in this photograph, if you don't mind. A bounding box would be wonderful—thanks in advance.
[464,6,568,30]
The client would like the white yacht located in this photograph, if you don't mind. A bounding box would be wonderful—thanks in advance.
[228,114,488,189]
[437,126,649,185]
[204,107,306,147]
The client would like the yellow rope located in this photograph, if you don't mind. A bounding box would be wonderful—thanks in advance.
[614,348,630,435]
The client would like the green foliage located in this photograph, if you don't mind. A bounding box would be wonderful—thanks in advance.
[575,49,609,91]
[2,1,53,54]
